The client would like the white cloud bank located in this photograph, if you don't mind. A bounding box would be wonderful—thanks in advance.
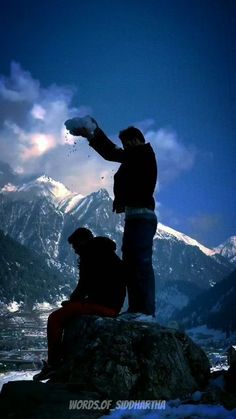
[0,62,196,195]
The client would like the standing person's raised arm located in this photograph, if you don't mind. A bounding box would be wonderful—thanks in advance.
[65,116,124,163]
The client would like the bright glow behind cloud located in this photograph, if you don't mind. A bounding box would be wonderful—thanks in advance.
[22,133,56,160]
[0,62,196,195]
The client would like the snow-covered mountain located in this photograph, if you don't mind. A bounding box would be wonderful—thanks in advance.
[0,166,234,322]
[152,225,233,322]
[1,174,84,208]
[213,236,236,265]
[156,223,215,257]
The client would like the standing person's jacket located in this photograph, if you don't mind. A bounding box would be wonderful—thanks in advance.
[69,236,126,312]
[89,129,157,213]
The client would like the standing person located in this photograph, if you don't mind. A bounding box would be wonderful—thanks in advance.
[34,227,126,381]
[65,117,158,318]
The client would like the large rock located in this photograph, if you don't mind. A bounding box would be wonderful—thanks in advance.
[53,315,210,400]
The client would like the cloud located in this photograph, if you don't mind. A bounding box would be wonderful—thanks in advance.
[0,62,197,196]
[144,125,196,185]
[189,213,226,247]
[0,62,95,187]
[187,213,222,235]
[170,213,223,246]
[156,207,223,246]
[0,62,39,102]
[156,204,181,227]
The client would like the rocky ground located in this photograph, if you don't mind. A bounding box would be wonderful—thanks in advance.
[0,315,235,418]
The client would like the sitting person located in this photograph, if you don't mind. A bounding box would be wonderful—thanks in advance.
[33,227,126,381]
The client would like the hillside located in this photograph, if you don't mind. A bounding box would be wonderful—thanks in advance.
[0,165,234,321]
[0,230,74,307]
[174,269,236,331]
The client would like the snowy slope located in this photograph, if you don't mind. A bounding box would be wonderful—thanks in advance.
[214,236,236,264]
[157,223,215,257]
[0,168,234,322]
[0,169,231,262]
[1,175,78,204]
[58,193,84,213]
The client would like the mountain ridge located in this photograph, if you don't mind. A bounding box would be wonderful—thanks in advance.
[0,165,234,322]
[0,229,74,308]
[213,236,236,265]
[173,269,236,331]
[1,171,230,258]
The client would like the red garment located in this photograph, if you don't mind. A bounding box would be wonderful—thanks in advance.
[47,301,118,365]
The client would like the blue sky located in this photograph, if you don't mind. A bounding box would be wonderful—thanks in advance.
[0,0,235,246]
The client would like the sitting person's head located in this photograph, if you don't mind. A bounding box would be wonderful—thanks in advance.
[119,126,145,150]
[68,227,93,255]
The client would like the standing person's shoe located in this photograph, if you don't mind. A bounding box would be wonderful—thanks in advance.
[33,360,56,381]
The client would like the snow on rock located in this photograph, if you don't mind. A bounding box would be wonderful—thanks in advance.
[6,301,22,312]
[1,174,85,214]
[18,175,72,201]
[214,236,236,264]
[32,302,56,311]
[100,404,236,418]
[58,193,84,213]
[1,183,17,192]
[0,371,38,391]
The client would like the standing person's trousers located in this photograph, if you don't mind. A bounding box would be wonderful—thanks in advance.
[122,213,157,316]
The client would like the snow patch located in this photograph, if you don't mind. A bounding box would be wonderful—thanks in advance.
[214,236,236,264]
[7,301,22,312]
[101,403,236,418]
[24,175,72,200]
[1,183,17,192]
[32,302,55,311]
[0,371,39,391]
[59,193,84,213]
[2,174,77,206]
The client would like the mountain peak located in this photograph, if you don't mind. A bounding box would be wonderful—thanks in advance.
[217,236,236,247]
[214,236,236,264]
[17,175,73,201]
[96,188,110,198]
[36,174,55,183]
[35,175,73,199]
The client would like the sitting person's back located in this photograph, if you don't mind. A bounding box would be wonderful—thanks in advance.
[33,228,126,382]
[70,234,126,312]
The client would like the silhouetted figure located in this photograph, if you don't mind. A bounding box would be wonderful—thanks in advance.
[33,227,126,381]
[65,117,158,317]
